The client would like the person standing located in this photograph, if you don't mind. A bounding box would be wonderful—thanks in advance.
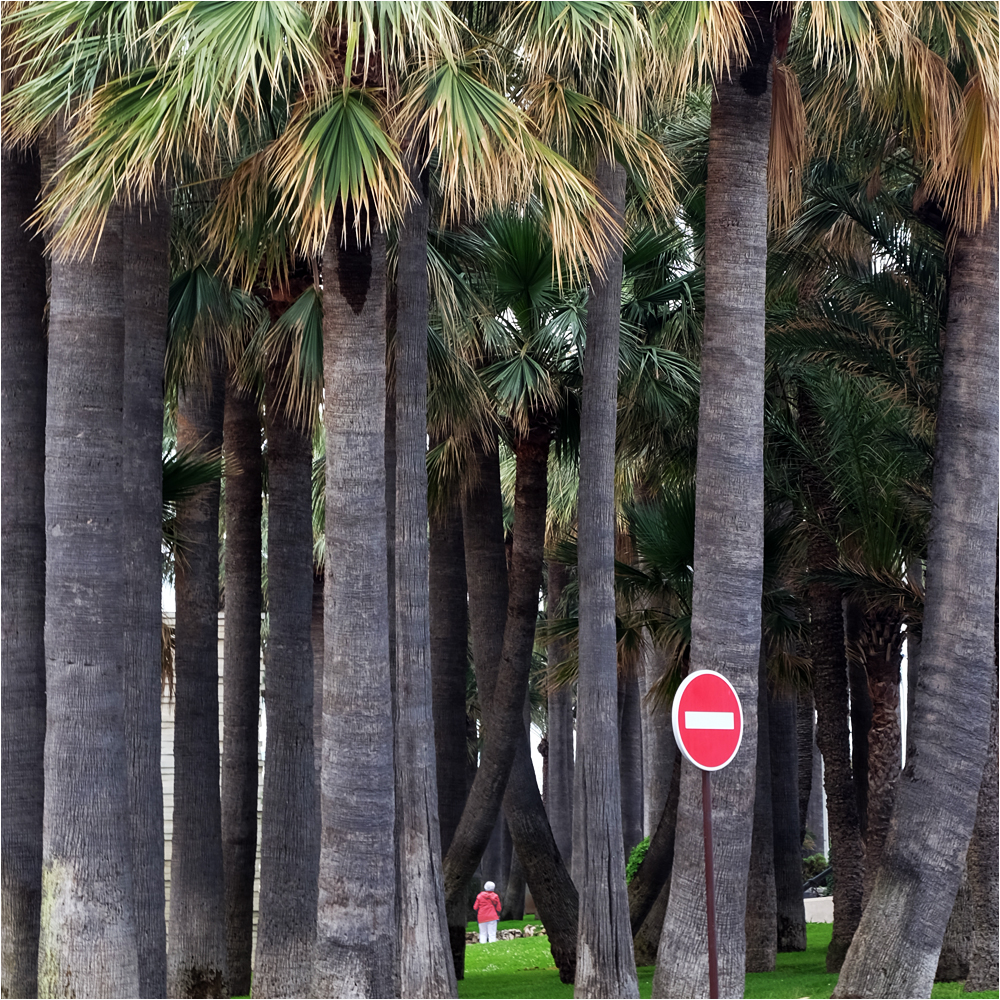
[474,881,502,944]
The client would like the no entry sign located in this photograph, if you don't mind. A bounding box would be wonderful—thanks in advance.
[671,670,744,771]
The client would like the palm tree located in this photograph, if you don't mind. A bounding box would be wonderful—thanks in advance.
[169,338,228,998]
[220,368,263,998]
[653,3,775,992]
[39,132,141,996]
[254,330,320,999]
[0,144,48,1000]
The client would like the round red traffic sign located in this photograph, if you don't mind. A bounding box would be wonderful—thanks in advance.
[671,670,744,771]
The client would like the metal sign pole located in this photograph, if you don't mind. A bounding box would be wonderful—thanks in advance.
[702,769,719,1000]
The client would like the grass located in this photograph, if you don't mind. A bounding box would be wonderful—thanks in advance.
[457,919,1000,1000]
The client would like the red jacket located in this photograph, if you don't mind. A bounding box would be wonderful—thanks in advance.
[474,890,501,922]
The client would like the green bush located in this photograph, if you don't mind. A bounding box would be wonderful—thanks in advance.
[626,837,651,884]
[802,853,828,881]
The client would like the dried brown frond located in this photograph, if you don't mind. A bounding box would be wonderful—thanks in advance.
[768,60,808,231]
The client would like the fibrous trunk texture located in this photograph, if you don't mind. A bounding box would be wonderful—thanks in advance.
[122,194,170,998]
[769,688,806,951]
[430,483,470,858]
[832,213,998,999]
[394,161,456,999]
[39,179,140,996]
[545,560,574,864]
[574,152,637,1000]
[254,382,319,998]
[169,344,228,999]
[222,380,262,996]
[653,13,771,995]
[314,225,396,998]
[1,145,48,1000]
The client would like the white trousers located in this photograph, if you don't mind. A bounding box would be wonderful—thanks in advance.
[478,920,498,944]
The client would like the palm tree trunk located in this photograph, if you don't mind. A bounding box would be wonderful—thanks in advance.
[745,649,776,973]
[122,193,170,998]
[654,10,772,993]
[809,577,864,972]
[311,571,324,779]
[253,381,319,998]
[640,640,673,839]
[314,224,395,998]
[394,157,456,999]
[795,689,814,847]
[857,606,902,906]
[39,175,140,996]
[545,561,574,865]
[169,342,228,999]
[500,848,526,920]
[833,213,998,998]
[964,672,998,993]
[934,867,972,983]
[221,378,262,997]
[769,687,806,951]
[574,151,636,1000]
[430,483,470,858]
[1,145,48,1000]
[845,598,871,841]
[619,673,645,859]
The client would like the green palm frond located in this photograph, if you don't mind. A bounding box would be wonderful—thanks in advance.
[259,284,324,433]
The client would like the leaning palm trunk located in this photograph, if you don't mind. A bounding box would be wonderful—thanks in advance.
[1,145,48,1000]
[39,187,140,996]
[122,194,170,997]
[394,159,456,999]
[253,376,319,998]
[833,212,999,999]
[653,15,771,993]
[447,438,509,978]
[314,224,396,999]
[429,482,470,858]
[169,343,228,998]
[221,378,263,997]
[574,153,637,999]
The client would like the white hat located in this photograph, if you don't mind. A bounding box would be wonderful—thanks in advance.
[484,881,495,892]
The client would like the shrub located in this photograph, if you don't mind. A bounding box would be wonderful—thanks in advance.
[626,837,651,884]
[802,853,828,881]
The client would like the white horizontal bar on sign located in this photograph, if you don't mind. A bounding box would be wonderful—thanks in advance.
[685,711,735,730]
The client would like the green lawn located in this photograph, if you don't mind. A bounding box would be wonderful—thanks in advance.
[457,919,1000,999]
